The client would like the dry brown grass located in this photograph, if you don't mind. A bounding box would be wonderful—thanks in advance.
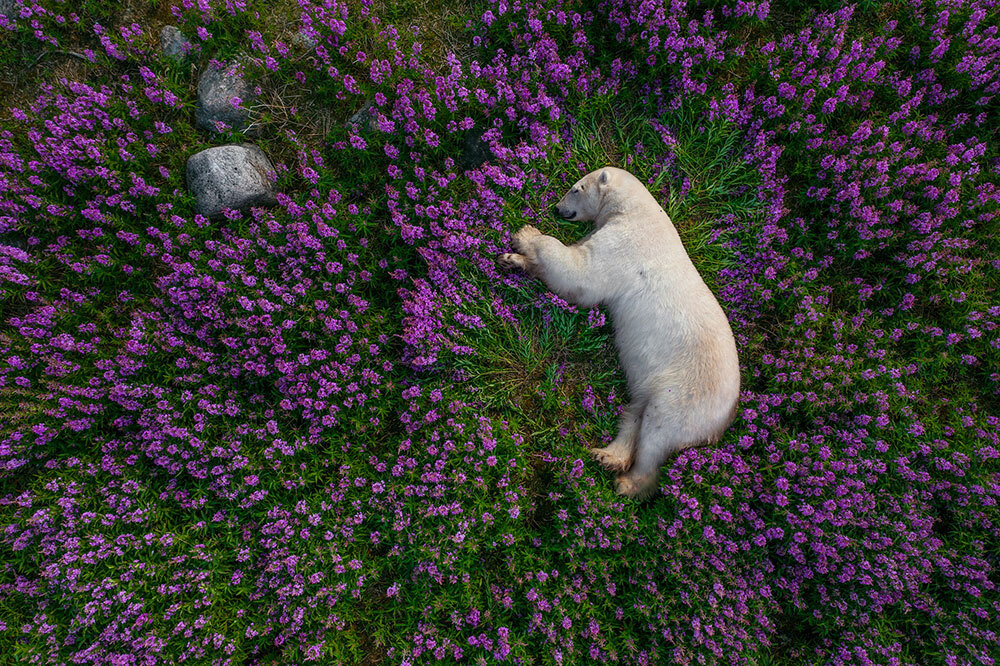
[242,0,479,167]
[0,0,180,113]
[349,0,477,66]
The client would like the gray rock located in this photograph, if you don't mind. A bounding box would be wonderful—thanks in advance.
[292,29,318,50]
[459,127,491,170]
[195,62,255,134]
[0,233,29,253]
[160,26,193,60]
[0,216,28,250]
[0,1,17,19]
[186,144,277,218]
[346,100,379,134]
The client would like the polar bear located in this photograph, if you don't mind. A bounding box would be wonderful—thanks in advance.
[499,167,740,498]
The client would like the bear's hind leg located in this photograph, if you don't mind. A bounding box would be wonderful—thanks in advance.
[591,402,643,472]
[615,395,687,498]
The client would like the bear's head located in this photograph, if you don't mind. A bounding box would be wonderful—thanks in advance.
[554,167,621,223]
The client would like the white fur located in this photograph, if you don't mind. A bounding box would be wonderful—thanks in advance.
[499,167,740,498]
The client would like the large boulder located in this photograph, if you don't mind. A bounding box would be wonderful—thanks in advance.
[186,144,277,218]
[195,62,255,133]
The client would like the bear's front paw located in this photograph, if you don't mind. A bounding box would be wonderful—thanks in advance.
[498,252,528,271]
[511,225,542,254]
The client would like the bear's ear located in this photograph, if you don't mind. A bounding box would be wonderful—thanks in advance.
[599,170,609,185]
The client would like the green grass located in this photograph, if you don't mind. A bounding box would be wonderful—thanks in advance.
[534,96,762,293]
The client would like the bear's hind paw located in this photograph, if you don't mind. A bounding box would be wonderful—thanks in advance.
[615,473,657,499]
[591,446,632,472]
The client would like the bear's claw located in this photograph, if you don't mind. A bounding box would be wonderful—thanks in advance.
[498,253,527,270]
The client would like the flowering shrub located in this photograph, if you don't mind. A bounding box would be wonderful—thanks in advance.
[1,0,999,664]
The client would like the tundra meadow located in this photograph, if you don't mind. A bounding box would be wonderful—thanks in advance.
[1,0,999,663]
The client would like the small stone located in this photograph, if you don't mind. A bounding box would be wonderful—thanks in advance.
[346,100,379,134]
[459,127,491,170]
[160,26,193,60]
[196,62,255,134]
[0,233,29,253]
[292,29,319,50]
[0,0,17,19]
[186,144,277,219]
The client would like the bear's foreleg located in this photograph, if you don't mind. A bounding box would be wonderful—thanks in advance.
[503,225,607,306]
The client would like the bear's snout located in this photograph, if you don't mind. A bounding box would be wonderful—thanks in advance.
[555,205,576,220]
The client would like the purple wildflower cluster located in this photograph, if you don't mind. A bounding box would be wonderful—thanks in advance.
[1,0,999,663]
